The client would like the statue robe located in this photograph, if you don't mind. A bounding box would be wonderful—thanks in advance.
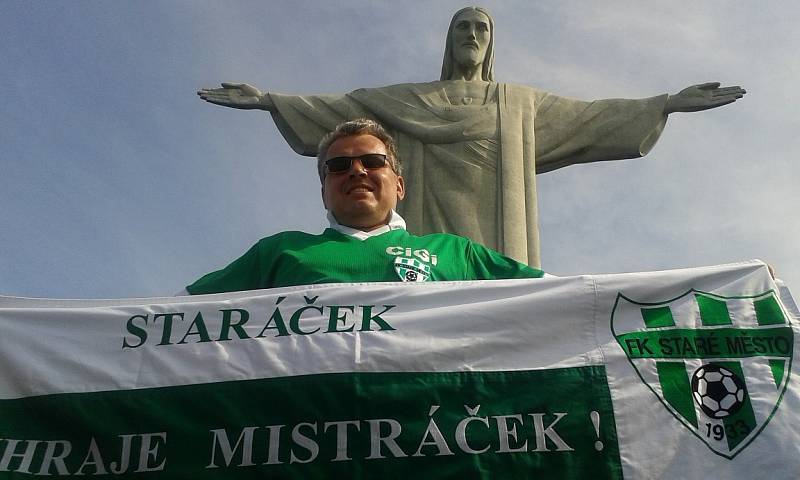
[269,81,668,267]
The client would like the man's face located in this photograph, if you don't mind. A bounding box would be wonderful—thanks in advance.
[322,134,405,231]
[451,10,491,70]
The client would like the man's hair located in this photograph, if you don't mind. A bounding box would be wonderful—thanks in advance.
[440,6,495,82]
[316,118,402,182]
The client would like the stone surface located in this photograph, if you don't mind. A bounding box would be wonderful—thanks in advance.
[197,7,745,267]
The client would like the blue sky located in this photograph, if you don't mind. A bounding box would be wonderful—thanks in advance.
[2,1,798,298]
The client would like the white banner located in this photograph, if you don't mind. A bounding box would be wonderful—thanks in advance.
[0,260,797,478]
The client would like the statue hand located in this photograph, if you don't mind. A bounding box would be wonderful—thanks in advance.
[196,82,272,111]
[664,82,746,114]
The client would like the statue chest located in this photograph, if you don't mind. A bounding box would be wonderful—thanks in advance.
[443,82,495,107]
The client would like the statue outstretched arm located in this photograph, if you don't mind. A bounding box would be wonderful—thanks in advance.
[197,85,360,156]
[197,83,275,111]
[664,82,746,114]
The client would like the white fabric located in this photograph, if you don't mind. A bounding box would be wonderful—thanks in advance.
[2,260,798,478]
[326,209,407,240]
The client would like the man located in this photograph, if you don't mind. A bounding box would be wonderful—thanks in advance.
[185,119,542,295]
[197,7,744,267]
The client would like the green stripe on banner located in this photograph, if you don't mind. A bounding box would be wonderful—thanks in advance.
[754,295,787,326]
[641,306,675,328]
[696,294,732,326]
[768,359,786,389]
[656,361,698,427]
[716,362,757,451]
[0,367,621,479]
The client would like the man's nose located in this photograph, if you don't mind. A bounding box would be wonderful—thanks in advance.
[348,158,368,176]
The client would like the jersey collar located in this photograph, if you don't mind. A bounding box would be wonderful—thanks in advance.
[327,210,407,241]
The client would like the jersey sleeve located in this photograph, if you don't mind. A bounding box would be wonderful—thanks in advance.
[466,241,544,280]
[185,242,265,295]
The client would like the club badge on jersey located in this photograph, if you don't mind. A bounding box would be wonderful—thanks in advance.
[394,257,431,282]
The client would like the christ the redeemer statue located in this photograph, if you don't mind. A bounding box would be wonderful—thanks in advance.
[198,7,745,267]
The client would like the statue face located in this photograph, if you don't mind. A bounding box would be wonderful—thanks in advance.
[322,134,405,231]
[451,10,491,70]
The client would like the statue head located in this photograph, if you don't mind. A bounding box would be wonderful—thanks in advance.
[440,7,495,82]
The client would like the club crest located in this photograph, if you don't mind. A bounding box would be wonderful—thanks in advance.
[394,257,431,282]
[610,289,793,459]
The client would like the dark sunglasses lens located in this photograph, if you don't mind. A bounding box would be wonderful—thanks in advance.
[360,154,388,169]
[326,155,389,174]
[326,157,352,173]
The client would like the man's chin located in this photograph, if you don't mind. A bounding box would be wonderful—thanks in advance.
[345,195,379,208]
[335,205,391,228]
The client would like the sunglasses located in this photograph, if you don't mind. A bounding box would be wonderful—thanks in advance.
[325,154,392,174]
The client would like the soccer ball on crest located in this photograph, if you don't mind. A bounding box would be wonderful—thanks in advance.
[690,364,747,419]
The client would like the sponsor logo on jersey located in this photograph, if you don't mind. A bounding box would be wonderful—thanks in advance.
[385,247,438,265]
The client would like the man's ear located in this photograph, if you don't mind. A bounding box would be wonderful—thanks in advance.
[321,185,328,209]
[396,176,405,201]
